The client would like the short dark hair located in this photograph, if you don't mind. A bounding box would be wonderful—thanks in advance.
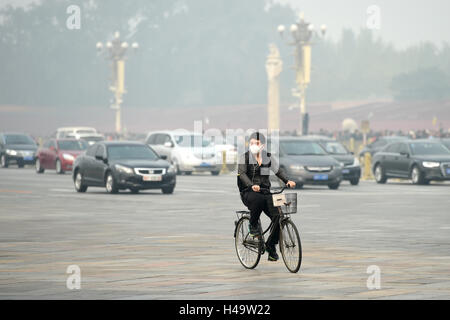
[248,131,266,144]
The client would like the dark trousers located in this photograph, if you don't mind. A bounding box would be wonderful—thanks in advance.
[241,191,280,246]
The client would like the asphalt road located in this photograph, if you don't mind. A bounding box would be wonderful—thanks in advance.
[1,167,449,299]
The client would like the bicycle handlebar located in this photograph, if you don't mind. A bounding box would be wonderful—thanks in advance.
[246,186,288,195]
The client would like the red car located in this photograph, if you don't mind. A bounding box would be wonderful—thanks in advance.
[35,139,88,174]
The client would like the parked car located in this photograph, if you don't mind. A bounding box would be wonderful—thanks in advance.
[372,140,450,185]
[359,136,408,158]
[72,141,176,194]
[56,127,104,145]
[35,139,87,174]
[146,131,221,175]
[303,135,361,185]
[0,132,37,168]
[269,136,343,189]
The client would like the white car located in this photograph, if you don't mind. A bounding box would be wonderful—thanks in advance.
[56,127,104,145]
[145,131,221,175]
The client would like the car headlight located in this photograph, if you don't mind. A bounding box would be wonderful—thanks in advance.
[115,164,134,174]
[62,153,75,161]
[352,157,360,166]
[167,165,176,174]
[422,161,440,168]
[6,149,17,156]
[289,165,304,172]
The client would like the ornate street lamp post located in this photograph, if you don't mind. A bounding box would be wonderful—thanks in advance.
[278,13,326,135]
[96,31,138,135]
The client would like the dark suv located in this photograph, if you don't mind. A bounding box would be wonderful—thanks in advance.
[0,132,37,168]
[72,141,176,194]
[372,140,450,185]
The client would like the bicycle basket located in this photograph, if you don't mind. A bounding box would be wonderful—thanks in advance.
[280,193,297,214]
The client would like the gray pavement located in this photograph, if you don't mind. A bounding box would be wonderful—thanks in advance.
[0,167,449,299]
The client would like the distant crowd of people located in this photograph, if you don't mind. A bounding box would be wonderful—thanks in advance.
[306,128,450,141]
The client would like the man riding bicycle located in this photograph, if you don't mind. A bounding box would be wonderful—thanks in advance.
[237,132,296,261]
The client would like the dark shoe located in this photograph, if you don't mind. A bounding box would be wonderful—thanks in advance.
[266,244,279,261]
[248,224,259,237]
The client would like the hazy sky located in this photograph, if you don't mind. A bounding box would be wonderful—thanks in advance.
[280,0,450,49]
[1,0,449,48]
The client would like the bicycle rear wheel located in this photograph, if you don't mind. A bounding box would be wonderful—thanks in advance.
[279,219,302,273]
[235,217,261,269]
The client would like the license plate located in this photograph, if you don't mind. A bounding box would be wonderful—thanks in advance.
[313,174,328,180]
[342,169,350,174]
[23,156,33,161]
[143,175,162,181]
[200,162,212,167]
[446,168,450,174]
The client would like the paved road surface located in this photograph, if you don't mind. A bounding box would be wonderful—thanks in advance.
[0,167,449,299]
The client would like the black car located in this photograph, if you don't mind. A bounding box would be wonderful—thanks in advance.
[359,136,408,158]
[372,139,450,185]
[72,141,176,194]
[304,135,361,185]
[269,137,343,189]
[0,132,37,168]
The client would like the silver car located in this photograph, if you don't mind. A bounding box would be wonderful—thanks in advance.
[146,131,221,175]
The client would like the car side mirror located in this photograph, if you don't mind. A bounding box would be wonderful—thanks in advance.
[164,141,173,148]
[160,155,168,160]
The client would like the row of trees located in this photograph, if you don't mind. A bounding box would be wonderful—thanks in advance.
[0,0,449,109]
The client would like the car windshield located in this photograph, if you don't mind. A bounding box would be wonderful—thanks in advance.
[281,141,327,155]
[82,136,103,142]
[58,140,88,151]
[107,145,158,160]
[76,129,96,134]
[322,141,348,154]
[409,142,450,155]
[5,134,36,145]
[174,135,211,148]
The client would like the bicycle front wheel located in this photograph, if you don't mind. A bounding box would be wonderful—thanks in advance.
[279,219,302,273]
[235,217,261,269]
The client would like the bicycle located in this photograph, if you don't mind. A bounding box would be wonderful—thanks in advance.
[234,186,302,273]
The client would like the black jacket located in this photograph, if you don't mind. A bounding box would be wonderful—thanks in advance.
[237,150,289,193]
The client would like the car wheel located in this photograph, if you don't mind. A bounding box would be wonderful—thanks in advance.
[18,162,24,168]
[172,159,181,175]
[35,158,44,173]
[105,172,118,194]
[130,188,139,194]
[1,154,8,168]
[56,159,64,174]
[411,166,426,185]
[350,178,359,185]
[328,182,340,190]
[74,171,88,193]
[184,171,192,175]
[162,185,175,194]
[374,164,387,184]
[211,170,220,176]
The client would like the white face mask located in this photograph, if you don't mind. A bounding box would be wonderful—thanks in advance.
[249,144,263,154]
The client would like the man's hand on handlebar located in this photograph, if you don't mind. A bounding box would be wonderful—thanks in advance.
[286,180,296,188]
